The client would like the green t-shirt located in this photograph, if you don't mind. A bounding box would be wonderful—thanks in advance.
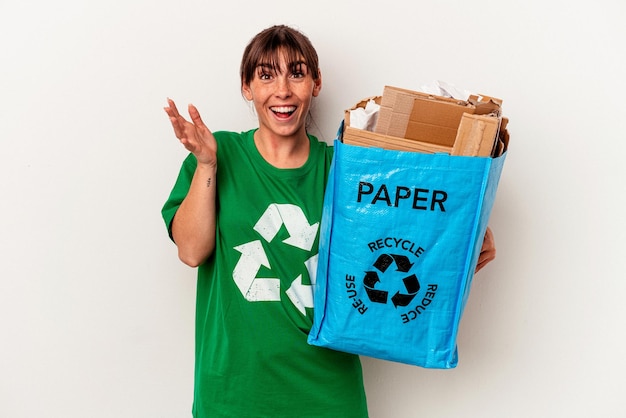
[162,130,368,418]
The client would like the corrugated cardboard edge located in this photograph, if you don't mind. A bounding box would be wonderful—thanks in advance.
[451,114,501,157]
[343,126,451,154]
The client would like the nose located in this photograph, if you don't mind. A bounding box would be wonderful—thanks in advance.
[275,75,292,99]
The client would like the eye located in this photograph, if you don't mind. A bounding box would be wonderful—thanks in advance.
[257,69,272,80]
[290,63,308,79]
[256,65,275,81]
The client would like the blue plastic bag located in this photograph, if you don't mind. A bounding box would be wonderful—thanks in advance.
[308,139,506,368]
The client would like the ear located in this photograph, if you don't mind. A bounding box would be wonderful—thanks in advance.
[242,84,253,101]
[312,69,322,97]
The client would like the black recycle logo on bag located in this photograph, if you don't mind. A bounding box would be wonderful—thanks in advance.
[363,254,421,308]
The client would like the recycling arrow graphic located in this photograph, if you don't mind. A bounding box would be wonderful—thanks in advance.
[364,253,421,308]
[254,203,319,252]
[390,274,420,307]
[286,254,318,315]
[233,240,280,302]
[231,203,319,313]
[363,271,388,303]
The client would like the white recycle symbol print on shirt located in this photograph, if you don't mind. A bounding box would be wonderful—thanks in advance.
[232,203,319,315]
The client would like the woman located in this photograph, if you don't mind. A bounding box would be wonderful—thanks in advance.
[162,25,369,417]
[163,23,498,418]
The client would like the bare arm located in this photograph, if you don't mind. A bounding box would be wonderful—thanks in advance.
[164,99,218,267]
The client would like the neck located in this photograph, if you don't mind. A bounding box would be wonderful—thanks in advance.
[254,129,310,169]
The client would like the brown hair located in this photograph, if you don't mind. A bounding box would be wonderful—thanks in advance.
[240,25,320,89]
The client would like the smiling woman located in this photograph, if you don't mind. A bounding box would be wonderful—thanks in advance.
[237,27,322,169]
[161,25,368,418]
[242,53,322,168]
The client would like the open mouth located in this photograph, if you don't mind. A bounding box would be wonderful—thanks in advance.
[270,106,297,118]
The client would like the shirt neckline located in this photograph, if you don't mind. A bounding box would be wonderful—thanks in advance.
[245,129,318,178]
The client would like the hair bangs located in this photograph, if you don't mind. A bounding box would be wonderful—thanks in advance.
[240,25,320,87]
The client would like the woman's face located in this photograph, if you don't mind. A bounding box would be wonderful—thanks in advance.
[242,51,322,141]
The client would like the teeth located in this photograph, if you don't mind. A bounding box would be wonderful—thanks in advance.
[271,106,296,113]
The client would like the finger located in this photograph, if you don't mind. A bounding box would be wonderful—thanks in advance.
[188,104,210,132]
[164,101,192,140]
[481,228,495,252]
[168,116,185,139]
[475,244,496,272]
[164,99,187,131]
[163,105,184,135]
[475,250,496,273]
[166,98,182,118]
[484,227,494,243]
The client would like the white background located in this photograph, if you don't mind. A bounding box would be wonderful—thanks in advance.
[1,0,625,417]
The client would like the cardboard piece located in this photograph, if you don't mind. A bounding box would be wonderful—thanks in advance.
[343,126,451,154]
[451,113,500,157]
[343,96,452,154]
[342,86,508,157]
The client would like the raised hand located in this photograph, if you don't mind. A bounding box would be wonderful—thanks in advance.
[164,98,217,166]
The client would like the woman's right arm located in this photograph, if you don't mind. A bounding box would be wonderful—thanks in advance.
[164,99,218,267]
